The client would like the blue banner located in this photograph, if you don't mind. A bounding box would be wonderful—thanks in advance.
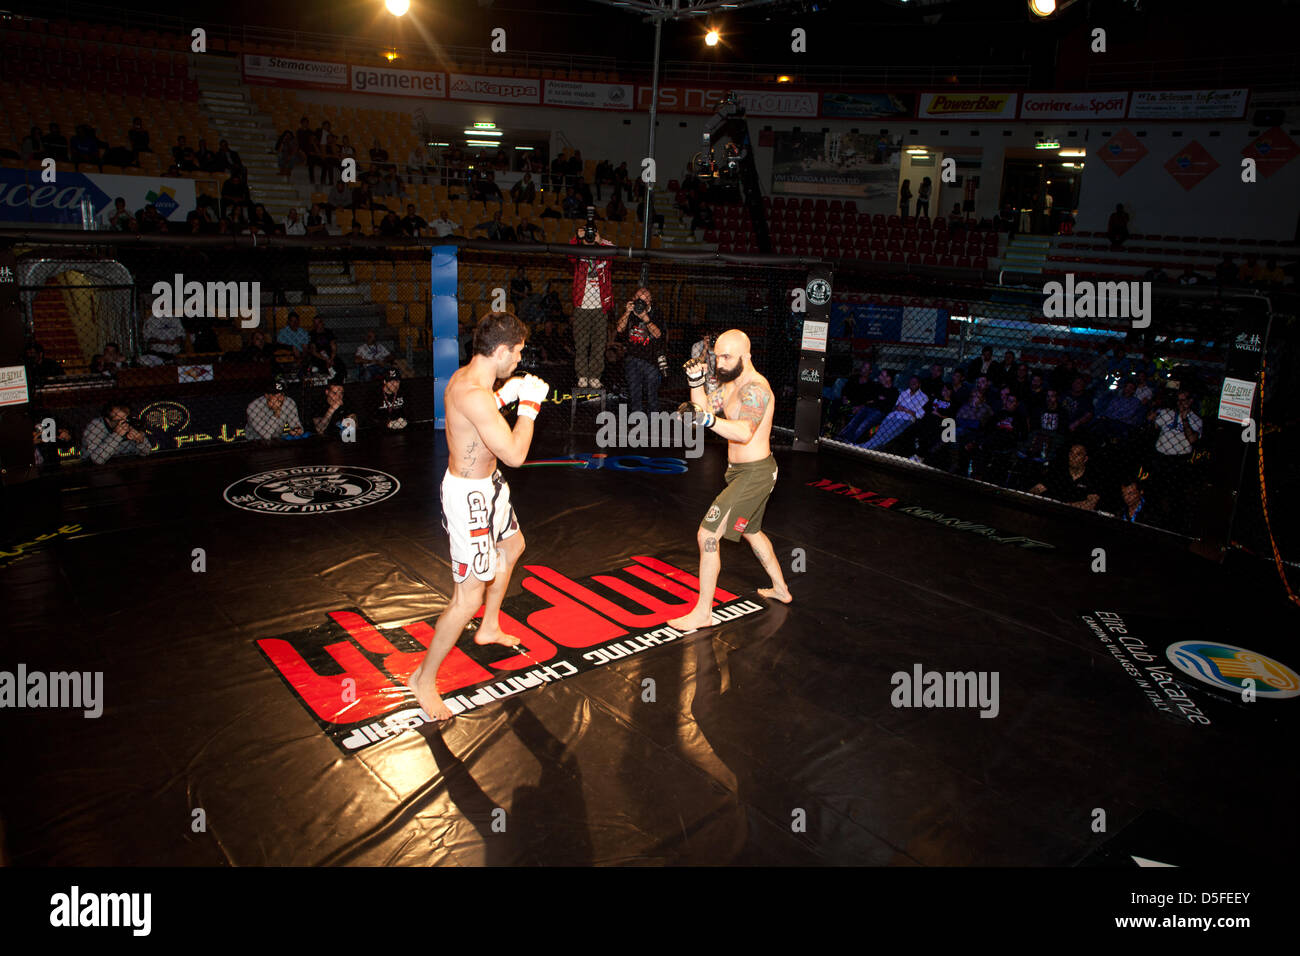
[0,169,195,224]
[832,301,948,345]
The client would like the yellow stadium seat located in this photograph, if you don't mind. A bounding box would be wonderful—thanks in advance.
[370,283,391,303]
[354,261,374,281]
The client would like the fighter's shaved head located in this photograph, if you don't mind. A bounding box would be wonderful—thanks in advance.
[715,329,751,357]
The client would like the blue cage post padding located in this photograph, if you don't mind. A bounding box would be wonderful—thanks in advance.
[430,246,461,429]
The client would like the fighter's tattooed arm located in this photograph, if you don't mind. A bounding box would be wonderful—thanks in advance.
[707,383,770,442]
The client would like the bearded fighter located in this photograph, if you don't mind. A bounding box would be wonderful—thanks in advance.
[407,311,550,721]
[669,328,792,632]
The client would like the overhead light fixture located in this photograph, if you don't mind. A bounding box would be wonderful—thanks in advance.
[464,129,503,137]
[513,146,534,151]
[384,51,399,62]
[429,142,450,147]
[776,75,792,83]
[1029,0,1055,15]
[385,0,410,16]
[1058,148,1086,157]
[705,29,720,46]
[472,123,497,129]
[1035,140,1061,149]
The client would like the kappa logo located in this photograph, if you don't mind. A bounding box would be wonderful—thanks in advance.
[224,465,399,514]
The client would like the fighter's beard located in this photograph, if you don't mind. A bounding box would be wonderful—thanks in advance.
[715,358,744,383]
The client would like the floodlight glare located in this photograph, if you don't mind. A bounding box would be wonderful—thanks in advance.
[385,0,410,17]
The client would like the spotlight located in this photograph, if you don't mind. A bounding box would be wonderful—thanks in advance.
[705,29,720,46]
[385,0,410,16]
[1028,0,1055,15]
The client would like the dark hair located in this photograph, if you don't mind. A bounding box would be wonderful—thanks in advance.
[473,311,528,357]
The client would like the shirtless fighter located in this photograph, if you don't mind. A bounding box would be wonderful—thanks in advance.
[407,311,550,721]
[668,328,792,632]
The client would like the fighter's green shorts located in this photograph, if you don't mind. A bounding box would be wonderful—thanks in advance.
[700,454,778,542]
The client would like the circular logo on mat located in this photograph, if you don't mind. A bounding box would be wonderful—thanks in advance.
[807,277,831,306]
[224,465,399,514]
[1166,641,1300,699]
[139,400,191,434]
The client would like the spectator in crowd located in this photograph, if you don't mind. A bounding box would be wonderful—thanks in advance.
[373,367,407,431]
[369,138,390,174]
[400,203,428,237]
[193,137,217,172]
[562,185,584,219]
[510,171,536,207]
[966,345,998,383]
[1117,476,1150,525]
[107,197,136,232]
[23,341,65,384]
[321,134,340,186]
[1050,354,1083,394]
[43,122,69,163]
[862,374,928,451]
[1106,203,1130,249]
[339,134,356,164]
[348,220,366,238]
[898,179,911,218]
[996,350,1017,387]
[221,172,252,219]
[474,170,503,204]
[837,369,897,445]
[220,204,248,235]
[405,142,429,184]
[282,207,306,236]
[69,123,106,169]
[509,267,532,312]
[540,202,563,219]
[136,203,169,233]
[245,381,304,440]
[172,135,197,171]
[913,383,956,461]
[240,329,277,362]
[31,414,73,471]
[306,203,329,237]
[516,217,544,243]
[948,368,970,409]
[297,117,321,184]
[304,316,346,381]
[1026,388,1068,461]
[606,192,628,222]
[919,363,946,399]
[1095,379,1145,439]
[20,126,43,161]
[350,182,387,212]
[101,343,128,372]
[1146,388,1201,530]
[831,360,873,423]
[616,286,663,415]
[247,204,278,235]
[429,209,460,237]
[312,383,354,437]
[143,301,185,359]
[1029,442,1101,509]
[473,210,515,242]
[915,176,932,218]
[975,392,1028,479]
[1024,370,1046,412]
[215,139,243,177]
[377,169,407,201]
[1061,376,1095,435]
[275,129,296,179]
[569,223,616,388]
[377,210,403,237]
[83,404,153,464]
[276,311,311,365]
[354,330,392,381]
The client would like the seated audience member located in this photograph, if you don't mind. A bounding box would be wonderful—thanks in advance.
[429,209,460,237]
[43,122,69,162]
[246,381,304,440]
[510,172,536,206]
[304,316,346,381]
[606,193,628,222]
[107,197,136,232]
[101,343,128,371]
[136,203,170,234]
[172,135,197,171]
[965,345,998,383]
[861,374,928,450]
[377,210,404,237]
[23,341,65,385]
[247,204,278,235]
[400,204,428,237]
[975,392,1028,480]
[1060,376,1095,436]
[1117,476,1150,525]
[354,331,392,381]
[312,383,355,438]
[143,303,186,359]
[516,218,544,243]
[1094,379,1145,438]
[306,203,329,237]
[240,329,277,362]
[83,404,153,464]
[837,369,897,444]
[1026,388,1068,461]
[473,210,515,242]
[914,384,956,461]
[1028,442,1100,510]
[276,311,311,365]
[919,364,946,399]
[947,368,970,409]
[372,367,408,431]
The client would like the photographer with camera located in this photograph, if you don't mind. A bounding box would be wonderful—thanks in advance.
[617,287,666,415]
[83,403,154,465]
[568,209,615,388]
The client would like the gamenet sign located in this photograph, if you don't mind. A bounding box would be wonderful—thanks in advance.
[350,65,446,97]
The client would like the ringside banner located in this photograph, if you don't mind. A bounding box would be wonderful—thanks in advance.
[350,65,446,98]
[448,73,541,104]
[0,170,195,224]
[1019,91,1129,120]
[544,79,634,111]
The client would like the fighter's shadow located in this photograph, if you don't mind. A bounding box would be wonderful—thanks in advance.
[417,698,593,866]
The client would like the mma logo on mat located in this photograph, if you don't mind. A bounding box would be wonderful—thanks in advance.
[224,465,399,514]
[255,556,766,753]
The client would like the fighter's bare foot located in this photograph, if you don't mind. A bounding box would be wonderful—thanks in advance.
[406,670,454,721]
[668,610,714,632]
[758,586,793,603]
[472,625,521,648]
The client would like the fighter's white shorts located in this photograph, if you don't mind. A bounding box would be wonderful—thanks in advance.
[440,469,520,583]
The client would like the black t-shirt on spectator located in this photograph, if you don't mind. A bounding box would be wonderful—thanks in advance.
[1042,463,1096,504]
[623,308,662,363]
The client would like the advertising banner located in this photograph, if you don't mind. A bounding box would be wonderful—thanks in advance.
[918,92,1019,120]
[242,54,349,90]
[1019,91,1129,121]
[543,79,634,111]
[821,91,914,119]
[0,169,196,225]
[772,131,898,198]
[350,65,446,98]
[1127,89,1249,120]
[635,85,818,117]
[448,73,541,104]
